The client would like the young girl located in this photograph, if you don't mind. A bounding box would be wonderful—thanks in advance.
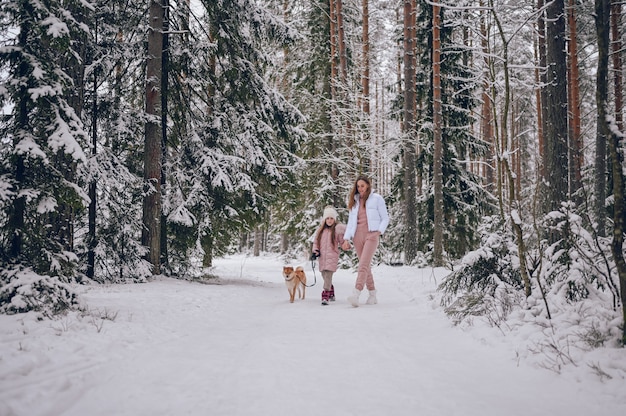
[311,206,346,305]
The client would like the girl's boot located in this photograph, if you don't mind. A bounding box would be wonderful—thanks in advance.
[321,290,330,305]
[330,285,335,301]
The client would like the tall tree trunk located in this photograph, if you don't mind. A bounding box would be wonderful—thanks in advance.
[336,0,348,86]
[596,0,626,345]
[362,0,370,116]
[9,17,31,260]
[54,1,87,254]
[480,1,495,192]
[396,7,402,97]
[280,233,288,254]
[160,0,170,272]
[143,0,164,274]
[202,233,213,268]
[534,15,544,188]
[480,2,494,192]
[328,0,340,186]
[542,0,568,218]
[432,2,444,266]
[335,0,352,144]
[612,0,623,134]
[87,16,98,279]
[567,0,582,201]
[329,0,338,102]
[491,4,533,298]
[253,225,261,256]
[594,0,608,237]
[411,0,421,201]
[512,101,521,197]
[361,0,371,172]
[537,0,548,181]
[201,26,216,268]
[403,0,417,264]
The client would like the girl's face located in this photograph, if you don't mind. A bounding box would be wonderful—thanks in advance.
[357,180,369,197]
[325,217,335,226]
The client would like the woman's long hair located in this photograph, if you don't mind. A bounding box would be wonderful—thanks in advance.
[347,175,371,210]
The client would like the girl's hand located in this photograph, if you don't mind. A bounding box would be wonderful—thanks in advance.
[342,240,351,251]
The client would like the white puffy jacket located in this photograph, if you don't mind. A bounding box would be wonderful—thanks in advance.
[344,192,389,240]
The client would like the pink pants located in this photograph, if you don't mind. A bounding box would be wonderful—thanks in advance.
[353,231,380,291]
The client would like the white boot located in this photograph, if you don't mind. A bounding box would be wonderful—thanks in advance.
[347,289,361,307]
[366,290,377,305]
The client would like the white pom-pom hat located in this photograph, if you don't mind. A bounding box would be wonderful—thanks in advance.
[323,206,338,221]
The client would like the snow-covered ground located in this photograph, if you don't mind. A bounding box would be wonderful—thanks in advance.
[1,253,625,416]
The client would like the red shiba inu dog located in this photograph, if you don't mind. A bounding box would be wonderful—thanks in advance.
[282,266,307,303]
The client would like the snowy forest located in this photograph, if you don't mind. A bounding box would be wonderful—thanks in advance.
[1,0,625,349]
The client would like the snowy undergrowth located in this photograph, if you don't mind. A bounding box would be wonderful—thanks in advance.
[438,214,625,381]
[0,267,80,316]
[438,280,625,380]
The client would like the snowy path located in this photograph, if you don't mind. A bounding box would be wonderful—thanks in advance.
[1,254,624,416]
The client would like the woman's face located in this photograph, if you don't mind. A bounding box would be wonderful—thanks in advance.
[356,180,369,197]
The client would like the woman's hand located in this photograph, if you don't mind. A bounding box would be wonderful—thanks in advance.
[341,240,351,251]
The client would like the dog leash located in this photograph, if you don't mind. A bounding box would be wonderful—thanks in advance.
[307,258,317,287]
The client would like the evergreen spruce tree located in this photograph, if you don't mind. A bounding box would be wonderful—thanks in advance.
[80,0,152,282]
[0,0,90,313]
[160,0,305,268]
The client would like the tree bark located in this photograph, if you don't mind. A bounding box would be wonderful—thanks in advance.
[542,0,568,225]
[254,225,261,256]
[612,0,623,134]
[87,17,98,279]
[160,0,170,271]
[329,0,338,101]
[9,17,31,260]
[432,2,444,266]
[594,0,608,237]
[336,0,348,84]
[537,0,548,181]
[480,2,494,192]
[403,0,417,264]
[362,0,370,115]
[567,0,582,201]
[491,2,533,298]
[142,0,164,274]
[596,0,626,345]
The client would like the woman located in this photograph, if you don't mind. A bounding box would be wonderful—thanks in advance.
[311,206,346,305]
[341,175,389,307]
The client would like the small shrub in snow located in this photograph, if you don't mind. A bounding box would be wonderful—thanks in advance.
[578,322,608,349]
[0,267,79,317]
[439,216,524,326]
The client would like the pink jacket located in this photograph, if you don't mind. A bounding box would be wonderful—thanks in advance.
[312,224,346,272]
